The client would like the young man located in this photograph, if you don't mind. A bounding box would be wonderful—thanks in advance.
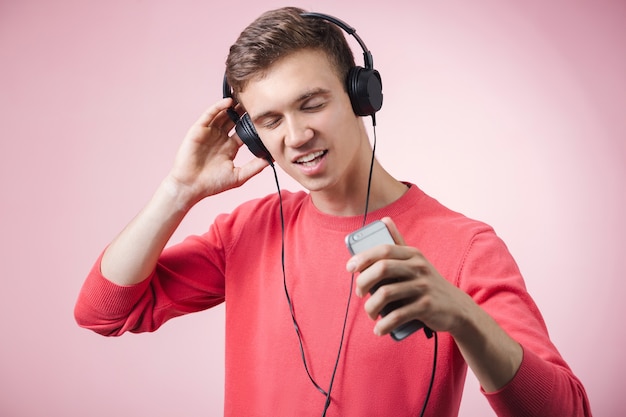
[75,7,591,417]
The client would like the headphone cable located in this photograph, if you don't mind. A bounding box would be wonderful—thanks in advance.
[271,123,378,413]
[418,331,438,417]
[320,124,378,416]
[271,162,329,397]
[272,123,438,416]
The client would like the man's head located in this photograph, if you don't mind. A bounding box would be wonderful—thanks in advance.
[225,7,355,98]
[223,8,384,202]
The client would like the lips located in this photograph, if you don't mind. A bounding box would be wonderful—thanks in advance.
[294,150,327,167]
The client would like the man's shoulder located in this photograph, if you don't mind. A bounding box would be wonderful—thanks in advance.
[399,184,496,249]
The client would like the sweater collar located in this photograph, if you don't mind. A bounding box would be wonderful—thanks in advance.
[301,182,424,232]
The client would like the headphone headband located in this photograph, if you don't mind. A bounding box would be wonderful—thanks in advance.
[299,12,374,69]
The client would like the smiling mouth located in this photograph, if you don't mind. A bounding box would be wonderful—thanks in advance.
[295,150,327,167]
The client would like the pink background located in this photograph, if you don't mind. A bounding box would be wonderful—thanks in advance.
[1,0,624,415]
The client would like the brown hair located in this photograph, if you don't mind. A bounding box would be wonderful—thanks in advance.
[225,7,355,97]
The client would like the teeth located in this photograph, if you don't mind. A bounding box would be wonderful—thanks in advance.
[296,151,325,164]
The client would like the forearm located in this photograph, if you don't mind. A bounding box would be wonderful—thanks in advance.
[100,176,196,286]
[451,299,523,393]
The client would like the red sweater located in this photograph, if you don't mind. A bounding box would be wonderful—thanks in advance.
[75,184,591,416]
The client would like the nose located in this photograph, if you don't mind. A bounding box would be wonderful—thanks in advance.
[284,115,314,148]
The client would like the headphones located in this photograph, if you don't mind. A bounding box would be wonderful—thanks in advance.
[222,12,383,162]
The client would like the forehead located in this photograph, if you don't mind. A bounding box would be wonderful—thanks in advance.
[238,47,343,92]
[239,49,344,113]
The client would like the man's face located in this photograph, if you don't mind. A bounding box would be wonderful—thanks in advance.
[238,49,369,194]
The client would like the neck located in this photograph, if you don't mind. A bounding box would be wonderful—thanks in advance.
[310,160,408,217]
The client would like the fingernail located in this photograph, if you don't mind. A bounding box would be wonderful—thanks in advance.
[346,260,357,273]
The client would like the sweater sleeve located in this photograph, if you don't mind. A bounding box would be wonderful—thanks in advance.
[458,230,592,417]
[484,346,592,416]
[74,229,227,337]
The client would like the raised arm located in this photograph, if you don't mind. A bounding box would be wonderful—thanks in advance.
[99,98,268,286]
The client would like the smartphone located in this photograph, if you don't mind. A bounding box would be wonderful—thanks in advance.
[345,220,425,341]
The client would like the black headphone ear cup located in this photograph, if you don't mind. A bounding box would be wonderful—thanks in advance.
[235,113,273,162]
[347,66,383,116]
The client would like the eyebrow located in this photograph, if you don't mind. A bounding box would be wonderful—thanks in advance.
[250,87,331,123]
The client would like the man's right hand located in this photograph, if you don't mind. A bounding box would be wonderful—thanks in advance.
[166,97,270,211]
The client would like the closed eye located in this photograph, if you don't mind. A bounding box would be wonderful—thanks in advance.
[301,97,326,112]
[253,88,330,130]
[262,117,282,129]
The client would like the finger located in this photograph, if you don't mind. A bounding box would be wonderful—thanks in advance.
[234,102,246,114]
[345,218,406,275]
[355,255,404,297]
[234,157,270,186]
[230,128,244,146]
[380,217,406,245]
[349,230,411,270]
[373,302,421,337]
[365,278,421,319]
[194,98,234,128]
[223,102,246,125]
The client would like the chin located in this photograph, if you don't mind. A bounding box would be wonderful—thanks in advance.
[293,176,332,193]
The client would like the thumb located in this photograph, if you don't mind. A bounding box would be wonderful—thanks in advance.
[236,157,270,185]
[380,217,406,246]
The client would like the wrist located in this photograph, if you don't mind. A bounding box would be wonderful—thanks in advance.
[449,299,523,392]
[446,291,480,341]
[159,175,201,214]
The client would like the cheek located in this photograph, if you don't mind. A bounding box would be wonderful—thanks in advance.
[318,101,359,134]
[256,130,280,155]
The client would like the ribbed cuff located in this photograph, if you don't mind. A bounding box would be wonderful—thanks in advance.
[483,346,555,416]
[79,252,152,317]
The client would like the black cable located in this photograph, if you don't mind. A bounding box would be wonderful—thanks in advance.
[274,120,438,416]
[321,272,356,415]
[361,123,377,227]
[272,163,328,396]
[418,331,438,417]
[272,154,368,412]
[320,124,379,416]
[273,146,370,408]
